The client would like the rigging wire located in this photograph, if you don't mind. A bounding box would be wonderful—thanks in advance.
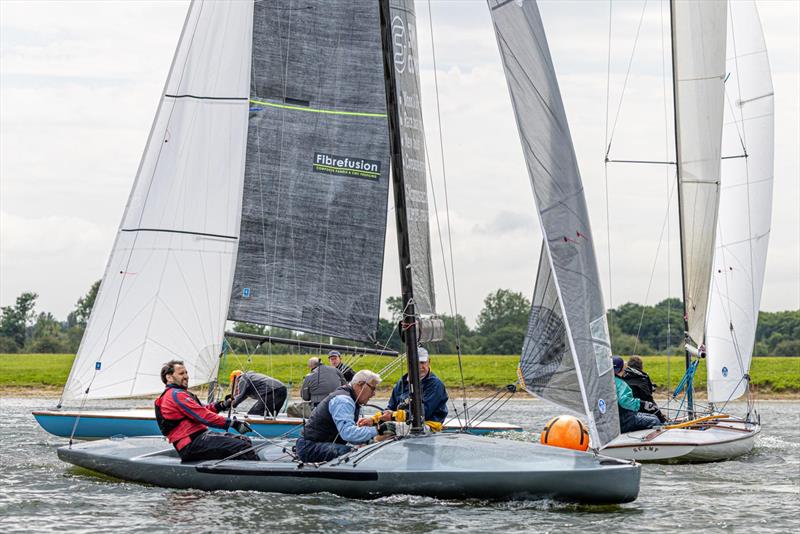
[425,0,469,425]
[659,0,673,404]
[605,0,649,157]
[603,0,614,311]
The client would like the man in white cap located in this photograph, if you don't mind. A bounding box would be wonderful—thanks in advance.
[386,346,448,431]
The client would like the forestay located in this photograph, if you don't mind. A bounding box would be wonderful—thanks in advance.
[671,0,728,347]
[228,1,393,342]
[706,0,774,403]
[62,1,253,401]
[489,0,619,447]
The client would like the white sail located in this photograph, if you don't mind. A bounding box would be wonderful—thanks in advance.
[706,0,774,403]
[61,1,254,401]
[671,0,728,346]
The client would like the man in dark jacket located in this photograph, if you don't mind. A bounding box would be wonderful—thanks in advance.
[327,350,355,382]
[387,347,448,431]
[301,357,347,407]
[154,360,258,462]
[295,370,390,463]
[623,355,667,422]
[230,370,287,416]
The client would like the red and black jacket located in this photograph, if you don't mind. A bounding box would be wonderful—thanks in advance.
[154,384,231,451]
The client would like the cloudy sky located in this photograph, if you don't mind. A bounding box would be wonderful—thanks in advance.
[1,0,798,328]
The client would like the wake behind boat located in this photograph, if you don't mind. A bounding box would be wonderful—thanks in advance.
[58,433,639,503]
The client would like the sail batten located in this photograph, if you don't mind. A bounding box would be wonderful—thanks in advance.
[228,1,393,343]
[490,0,619,447]
[62,0,255,402]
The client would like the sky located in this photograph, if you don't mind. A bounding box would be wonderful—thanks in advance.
[1,0,798,328]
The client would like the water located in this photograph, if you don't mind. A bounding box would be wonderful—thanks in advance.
[1,397,798,533]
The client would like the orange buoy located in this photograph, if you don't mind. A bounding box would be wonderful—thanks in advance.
[540,415,590,451]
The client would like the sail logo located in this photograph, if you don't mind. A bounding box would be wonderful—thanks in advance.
[313,153,381,180]
[391,15,416,75]
[598,398,606,414]
[722,366,728,377]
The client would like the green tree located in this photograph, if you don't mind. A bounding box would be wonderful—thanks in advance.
[476,289,530,354]
[385,296,404,321]
[67,280,100,327]
[0,292,38,349]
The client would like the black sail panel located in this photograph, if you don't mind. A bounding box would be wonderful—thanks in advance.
[229,2,391,342]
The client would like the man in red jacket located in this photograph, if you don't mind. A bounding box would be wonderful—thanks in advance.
[155,360,258,462]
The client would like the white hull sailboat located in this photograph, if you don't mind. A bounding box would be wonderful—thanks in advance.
[600,0,772,462]
[54,0,640,502]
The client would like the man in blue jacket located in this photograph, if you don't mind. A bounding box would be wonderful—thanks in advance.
[387,347,448,431]
[613,356,661,433]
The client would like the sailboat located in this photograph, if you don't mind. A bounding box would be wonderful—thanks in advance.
[600,0,771,462]
[55,0,640,503]
[32,0,518,441]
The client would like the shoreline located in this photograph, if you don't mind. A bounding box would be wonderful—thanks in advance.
[3,384,798,400]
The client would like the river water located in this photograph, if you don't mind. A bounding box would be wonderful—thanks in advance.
[1,396,798,533]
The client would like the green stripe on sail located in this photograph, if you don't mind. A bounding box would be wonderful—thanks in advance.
[249,99,387,118]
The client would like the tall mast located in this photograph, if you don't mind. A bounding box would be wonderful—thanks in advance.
[669,0,694,416]
[379,0,425,433]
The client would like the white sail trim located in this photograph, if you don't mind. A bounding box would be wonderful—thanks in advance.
[62,0,255,402]
[706,0,774,403]
[672,0,728,346]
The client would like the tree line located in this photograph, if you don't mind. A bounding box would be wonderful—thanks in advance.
[1,283,798,356]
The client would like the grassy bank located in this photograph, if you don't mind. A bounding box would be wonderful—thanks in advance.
[1,353,798,395]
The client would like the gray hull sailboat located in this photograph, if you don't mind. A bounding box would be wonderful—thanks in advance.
[57,0,640,502]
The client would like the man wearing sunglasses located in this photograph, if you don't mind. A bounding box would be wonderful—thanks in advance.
[295,370,391,463]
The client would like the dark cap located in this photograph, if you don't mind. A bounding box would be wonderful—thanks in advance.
[612,356,624,373]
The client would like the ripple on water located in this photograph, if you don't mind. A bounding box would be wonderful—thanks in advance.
[1,398,799,533]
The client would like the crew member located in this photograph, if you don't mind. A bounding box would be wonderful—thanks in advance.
[295,370,391,463]
[387,347,448,431]
[613,356,661,433]
[623,355,667,422]
[154,360,258,462]
[301,357,347,407]
[229,369,288,416]
[328,350,355,382]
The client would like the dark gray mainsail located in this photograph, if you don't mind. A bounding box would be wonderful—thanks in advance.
[489,0,619,447]
[228,2,392,342]
[384,0,436,316]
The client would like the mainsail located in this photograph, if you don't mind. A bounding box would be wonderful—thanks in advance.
[671,0,728,347]
[489,0,618,447]
[62,1,254,401]
[228,1,393,343]
[706,0,774,403]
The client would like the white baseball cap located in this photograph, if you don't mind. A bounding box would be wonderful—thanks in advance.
[417,347,429,362]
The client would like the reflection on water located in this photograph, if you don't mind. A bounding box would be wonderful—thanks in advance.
[1,397,798,533]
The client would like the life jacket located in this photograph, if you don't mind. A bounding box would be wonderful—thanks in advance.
[301,385,359,444]
[154,387,182,438]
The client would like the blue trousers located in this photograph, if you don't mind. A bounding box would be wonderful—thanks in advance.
[295,438,352,463]
[619,408,661,433]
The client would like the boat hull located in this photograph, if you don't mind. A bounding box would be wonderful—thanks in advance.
[57,433,640,503]
[601,419,759,462]
[33,409,521,440]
